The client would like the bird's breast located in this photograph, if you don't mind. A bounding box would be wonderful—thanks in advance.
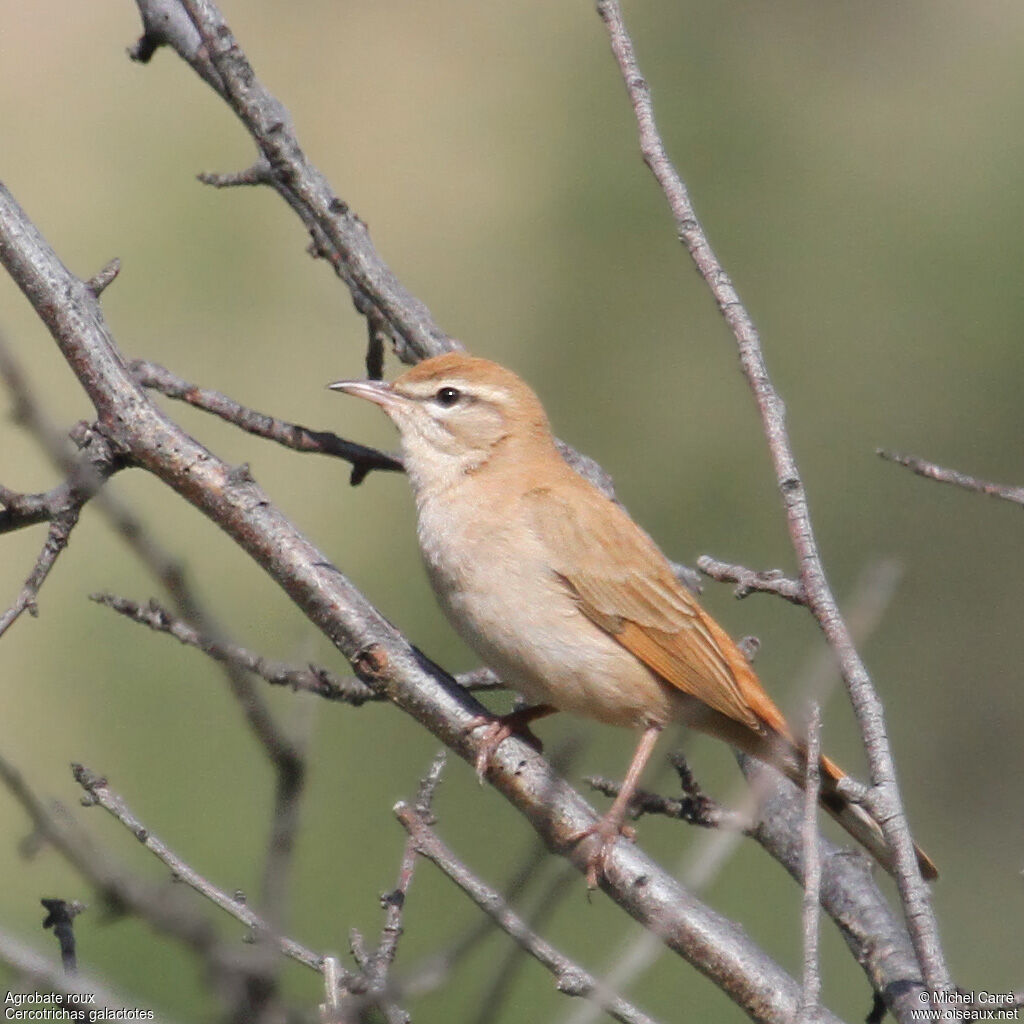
[414,490,679,728]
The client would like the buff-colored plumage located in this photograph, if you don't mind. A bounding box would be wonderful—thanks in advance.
[331,352,937,883]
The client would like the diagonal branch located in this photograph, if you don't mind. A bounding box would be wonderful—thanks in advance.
[596,0,949,995]
[130,358,402,485]
[92,592,377,703]
[696,556,807,605]
[72,764,329,976]
[394,800,660,1024]
[796,705,823,1024]
[0,505,81,639]
[140,0,455,364]
[0,748,274,999]
[878,449,1024,507]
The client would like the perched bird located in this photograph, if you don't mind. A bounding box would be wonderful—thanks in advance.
[330,352,936,886]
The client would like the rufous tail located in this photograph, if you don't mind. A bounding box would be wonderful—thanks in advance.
[798,754,938,881]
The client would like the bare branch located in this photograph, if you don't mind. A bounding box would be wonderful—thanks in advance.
[469,861,578,1024]
[0,747,276,1004]
[0,335,206,623]
[130,358,403,484]
[696,556,807,604]
[40,897,84,974]
[397,792,569,1001]
[92,592,377,703]
[742,754,927,1024]
[394,800,660,1024]
[85,257,121,297]
[0,480,81,535]
[0,506,81,639]
[197,161,272,188]
[339,755,448,1024]
[878,449,1024,507]
[796,705,823,1024]
[144,0,455,364]
[596,0,949,993]
[71,764,329,977]
[585,754,750,833]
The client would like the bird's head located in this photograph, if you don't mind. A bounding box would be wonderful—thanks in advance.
[330,352,555,495]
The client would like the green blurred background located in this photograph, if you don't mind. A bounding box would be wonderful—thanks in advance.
[2,2,1022,1020]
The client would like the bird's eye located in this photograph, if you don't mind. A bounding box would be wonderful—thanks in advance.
[435,386,461,407]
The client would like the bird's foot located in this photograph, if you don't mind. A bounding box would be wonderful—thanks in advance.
[464,705,553,783]
[569,812,637,890]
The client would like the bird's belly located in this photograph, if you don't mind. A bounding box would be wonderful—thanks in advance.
[419,516,677,728]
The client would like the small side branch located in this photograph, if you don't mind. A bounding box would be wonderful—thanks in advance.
[586,752,750,832]
[0,480,83,535]
[130,359,403,484]
[339,755,446,1024]
[0,506,81,639]
[878,449,1024,507]
[40,898,84,974]
[91,592,377,704]
[696,557,806,605]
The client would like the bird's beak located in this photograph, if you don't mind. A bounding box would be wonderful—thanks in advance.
[327,378,404,411]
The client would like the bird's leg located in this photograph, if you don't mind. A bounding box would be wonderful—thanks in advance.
[573,724,662,889]
[465,703,558,782]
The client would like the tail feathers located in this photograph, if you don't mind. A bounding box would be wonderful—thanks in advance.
[809,755,938,881]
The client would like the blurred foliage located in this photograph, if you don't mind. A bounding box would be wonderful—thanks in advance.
[1,2,1023,1021]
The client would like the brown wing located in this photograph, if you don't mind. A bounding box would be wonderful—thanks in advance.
[523,485,786,735]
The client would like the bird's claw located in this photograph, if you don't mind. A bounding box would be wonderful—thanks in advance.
[569,816,637,890]
[464,712,545,784]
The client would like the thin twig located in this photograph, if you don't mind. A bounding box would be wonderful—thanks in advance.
[40,898,84,974]
[0,480,80,534]
[469,861,578,1024]
[256,703,311,998]
[71,764,329,976]
[696,557,807,605]
[878,449,1024,507]
[584,761,750,832]
[340,754,447,1024]
[396,756,577,1001]
[0,748,278,999]
[394,801,659,1024]
[0,507,81,639]
[131,358,403,485]
[197,162,272,188]
[92,592,376,703]
[85,257,121,297]
[176,0,454,364]
[596,0,950,994]
[92,592,502,704]
[796,705,823,1023]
